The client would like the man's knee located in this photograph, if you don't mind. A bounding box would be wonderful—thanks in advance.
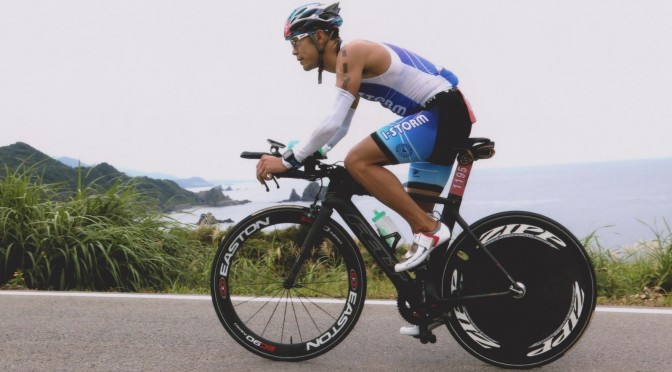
[344,152,363,175]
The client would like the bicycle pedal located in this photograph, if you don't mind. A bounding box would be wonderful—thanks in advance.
[419,332,437,344]
[417,324,437,344]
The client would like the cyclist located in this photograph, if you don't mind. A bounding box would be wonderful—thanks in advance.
[256,2,476,326]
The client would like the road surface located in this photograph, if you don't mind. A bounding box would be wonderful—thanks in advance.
[1,291,671,371]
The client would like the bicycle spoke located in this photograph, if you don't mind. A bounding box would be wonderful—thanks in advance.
[231,266,285,289]
[291,288,327,334]
[242,287,284,324]
[280,290,289,342]
[295,282,346,298]
[232,289,282,308]
[291,288,339,321]
[260,289,286,337]
[288,289,304,343]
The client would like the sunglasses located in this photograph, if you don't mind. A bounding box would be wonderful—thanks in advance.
[290,32,312,48]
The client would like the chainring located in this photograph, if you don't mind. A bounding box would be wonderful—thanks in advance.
[397,296,429,325]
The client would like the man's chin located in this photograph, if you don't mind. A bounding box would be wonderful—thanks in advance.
[302,64,316,72]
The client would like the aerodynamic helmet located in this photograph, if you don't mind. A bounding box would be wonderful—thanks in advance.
[284,2,343,40]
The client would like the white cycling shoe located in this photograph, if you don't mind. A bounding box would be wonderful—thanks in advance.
[394,221,451,272]
[403,244,416,260]
[400,322,443,336]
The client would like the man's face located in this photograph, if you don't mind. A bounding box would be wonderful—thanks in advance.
[291,32,319,71]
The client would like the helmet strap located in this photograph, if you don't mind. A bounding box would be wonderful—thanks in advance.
[317,48,325,84]
[308,34,326,84]
[310,28,339,84]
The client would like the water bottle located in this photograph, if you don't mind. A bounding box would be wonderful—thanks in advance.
[372,209,405,249]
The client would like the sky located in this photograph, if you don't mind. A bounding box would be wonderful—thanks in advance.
[2,0,672,181]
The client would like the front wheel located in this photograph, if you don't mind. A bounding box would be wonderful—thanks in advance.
[439,211,596,369]
[210,205,367,361]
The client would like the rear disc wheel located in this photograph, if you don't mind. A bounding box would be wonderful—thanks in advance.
[440,212,596,368]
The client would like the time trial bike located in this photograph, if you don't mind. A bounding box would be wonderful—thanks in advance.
[210,137,596,369]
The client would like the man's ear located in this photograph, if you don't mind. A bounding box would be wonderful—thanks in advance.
[316,30,329,46]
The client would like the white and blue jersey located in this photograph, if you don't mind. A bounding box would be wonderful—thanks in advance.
[359,43,459,117]
[363,42,474,193]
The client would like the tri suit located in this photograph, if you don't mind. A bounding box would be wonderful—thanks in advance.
[360,42,476,193]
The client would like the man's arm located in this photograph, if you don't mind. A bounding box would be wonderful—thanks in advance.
[290,87,355,163]
[335,43,364,100]
[291,42,366,162]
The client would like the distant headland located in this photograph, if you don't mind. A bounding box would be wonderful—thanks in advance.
[0,142,250,212]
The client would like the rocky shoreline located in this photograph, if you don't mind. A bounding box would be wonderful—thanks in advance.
[282,181,326,202]
[171,185,250,212]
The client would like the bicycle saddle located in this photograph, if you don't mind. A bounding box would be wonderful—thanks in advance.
[456,137,496,164]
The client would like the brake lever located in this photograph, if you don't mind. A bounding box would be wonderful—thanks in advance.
[261,175,280,192]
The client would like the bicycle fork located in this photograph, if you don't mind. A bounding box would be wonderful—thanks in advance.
[282,204,333,289]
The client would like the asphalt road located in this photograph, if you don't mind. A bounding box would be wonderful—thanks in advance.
[1,291,671,371]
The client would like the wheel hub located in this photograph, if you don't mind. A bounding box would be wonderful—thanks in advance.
[510,282,526,299]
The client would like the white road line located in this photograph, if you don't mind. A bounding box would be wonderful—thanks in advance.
[594,307,672,315]
[2,290,671,314]
[0,291,210,301]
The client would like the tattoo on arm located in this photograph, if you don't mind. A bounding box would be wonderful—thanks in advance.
[340,49,350,90]
[341,76,351,90]
[340,48,349,74]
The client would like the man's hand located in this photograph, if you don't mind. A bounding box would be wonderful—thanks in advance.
[256,155,288,184]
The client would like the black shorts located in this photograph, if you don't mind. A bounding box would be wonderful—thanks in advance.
[425,88,474,165]
[370,88,475,192]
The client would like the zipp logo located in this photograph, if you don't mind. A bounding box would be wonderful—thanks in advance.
[479,224,566,249]
[451,269,501,349]
[527,281,585,357]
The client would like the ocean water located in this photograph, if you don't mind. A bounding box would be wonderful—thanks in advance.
[170,158,672,250]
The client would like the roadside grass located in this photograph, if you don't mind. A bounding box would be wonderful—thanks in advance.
[1,168,670,305]
[585,220,672,306]
[0,165,201,292]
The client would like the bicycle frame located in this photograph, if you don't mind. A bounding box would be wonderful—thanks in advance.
[281,143,522,305]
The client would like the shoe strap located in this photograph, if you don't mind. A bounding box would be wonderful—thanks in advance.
[413,232,438,248]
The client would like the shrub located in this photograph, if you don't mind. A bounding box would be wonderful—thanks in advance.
[585,220,672,303]
[0,165,199,291]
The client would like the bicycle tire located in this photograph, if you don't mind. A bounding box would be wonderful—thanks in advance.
[437,211,596,369]
[211,205,367,361]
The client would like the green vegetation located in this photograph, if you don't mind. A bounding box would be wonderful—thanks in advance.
[223,225,354,297]
[585,222,672,306]
[0,165,209,291]
[1,166,670,306]
[0,142,197,211]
